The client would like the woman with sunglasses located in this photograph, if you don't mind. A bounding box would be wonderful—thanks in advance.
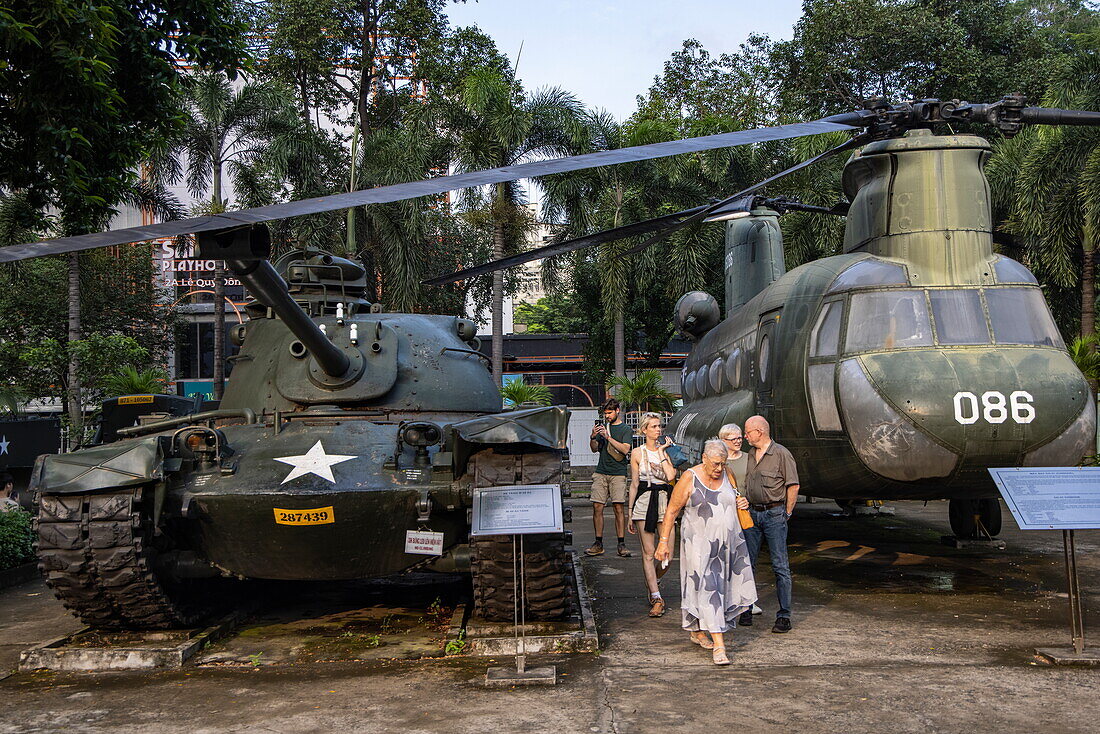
[718,423,748,491]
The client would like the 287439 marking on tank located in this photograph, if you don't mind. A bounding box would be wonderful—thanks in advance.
[273,507,335,525]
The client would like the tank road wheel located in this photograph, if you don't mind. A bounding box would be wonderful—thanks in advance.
[949,498,1001,539]
[36,487,218,630]
[470,534,575,622]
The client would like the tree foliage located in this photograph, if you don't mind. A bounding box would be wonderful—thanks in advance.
[0,0,249,228]
[499,378,552,407]
[606,369,676,414]
[0,248,174,406]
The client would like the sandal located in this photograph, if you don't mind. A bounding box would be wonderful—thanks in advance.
[690,633,714,650]
[648,599,665,617]
[712,647,730,666]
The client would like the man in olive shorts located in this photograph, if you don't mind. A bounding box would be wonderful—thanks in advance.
[587,398,633,557]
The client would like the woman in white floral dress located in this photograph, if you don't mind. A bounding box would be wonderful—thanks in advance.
[654,439,757,665]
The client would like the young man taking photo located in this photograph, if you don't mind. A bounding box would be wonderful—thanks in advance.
[586,398,633,557]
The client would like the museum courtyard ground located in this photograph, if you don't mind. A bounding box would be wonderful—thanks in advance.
[1,499,1098,733]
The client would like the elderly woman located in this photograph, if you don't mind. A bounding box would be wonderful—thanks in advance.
[626,413,677,618]
[718,423,748,491]
[654,439,757,665]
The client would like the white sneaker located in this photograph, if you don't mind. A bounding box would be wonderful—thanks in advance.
[752,604,763,615]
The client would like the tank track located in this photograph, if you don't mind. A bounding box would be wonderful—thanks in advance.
[35,487,201,630]
[470,534,576,622]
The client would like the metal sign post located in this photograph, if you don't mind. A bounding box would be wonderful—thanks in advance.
[1064,530,1085,655]
[472,485,564,686]
[989,467,1100,663]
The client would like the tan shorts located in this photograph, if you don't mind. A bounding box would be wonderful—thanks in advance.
[591,473,627,504]
[631,489,669,523]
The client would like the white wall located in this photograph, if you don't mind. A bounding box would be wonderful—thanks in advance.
[567,406,600,466]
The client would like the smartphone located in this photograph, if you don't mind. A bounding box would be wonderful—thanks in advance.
[594,419,602,426]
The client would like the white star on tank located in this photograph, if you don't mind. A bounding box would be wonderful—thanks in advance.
[274,441,356,485]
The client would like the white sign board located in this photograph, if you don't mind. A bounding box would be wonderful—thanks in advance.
[988,467,1100,530]
[471,484,563,536]
[405,530,444,556]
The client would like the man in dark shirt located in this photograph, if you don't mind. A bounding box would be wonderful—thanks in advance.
[740,414,800,633]
[586,398,633,557]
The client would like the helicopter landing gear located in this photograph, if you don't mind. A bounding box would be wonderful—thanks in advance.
[948,497,1003,539]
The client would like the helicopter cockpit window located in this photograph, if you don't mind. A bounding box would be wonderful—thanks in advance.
[826,259,908,294]
[993,256,1039,285]
[929,290,990,345]
[987,288,1065,348]
[845,290,933,352]
[810,301,843,357]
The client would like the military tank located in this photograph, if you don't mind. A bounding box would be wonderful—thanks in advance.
[30,225,575,629]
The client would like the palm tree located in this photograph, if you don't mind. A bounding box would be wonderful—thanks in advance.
[541,113,679,376]
[499,378,552,408]
[988,53,1100,340]
[171,71,297,399]
[1068,335,1100,387]
[352,114,449,311]
[100,366,169,397]
[450,69,588,383]
[606,369,676,417]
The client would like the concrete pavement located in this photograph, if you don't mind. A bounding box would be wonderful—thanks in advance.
[1,499,1098,733]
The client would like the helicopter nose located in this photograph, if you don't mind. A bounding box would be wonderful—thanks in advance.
[836,349,1093,482]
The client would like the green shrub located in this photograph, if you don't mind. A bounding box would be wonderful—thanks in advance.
[0,509,34,570]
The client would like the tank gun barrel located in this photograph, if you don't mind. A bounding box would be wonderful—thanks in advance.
[197,226,353,379]
[227,258,352,378]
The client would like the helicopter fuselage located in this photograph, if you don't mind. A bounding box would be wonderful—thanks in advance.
[667,129,1095,500]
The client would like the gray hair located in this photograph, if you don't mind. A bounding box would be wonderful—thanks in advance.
[702,439,729,460]
[717,423,742,439]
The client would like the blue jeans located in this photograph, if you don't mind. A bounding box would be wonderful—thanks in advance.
[744,506,792,619]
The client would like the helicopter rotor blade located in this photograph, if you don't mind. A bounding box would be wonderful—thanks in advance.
[0,119,857,264]
[618,134,865,257]
[420,204,711,286]
[421,135,866,286]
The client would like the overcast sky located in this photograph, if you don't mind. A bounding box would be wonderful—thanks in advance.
[444,0,804,120]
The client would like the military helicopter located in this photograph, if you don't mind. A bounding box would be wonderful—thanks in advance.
[3,96,1098,631]
[422,95,1100,540]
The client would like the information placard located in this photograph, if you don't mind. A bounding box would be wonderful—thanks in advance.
[471,484,563,536]
[405,530,444,556]
[988,467,1100,530]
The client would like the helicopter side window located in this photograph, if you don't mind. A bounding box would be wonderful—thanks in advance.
[710,357,725,394]
[810,301,843,357]
[682,370,695,400]
[826,259,908,293]
[929,290,990,345]
[986,288,1065,348]
[993,256,1039,285]
[725,348,740,389]
[845,290,932,352]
